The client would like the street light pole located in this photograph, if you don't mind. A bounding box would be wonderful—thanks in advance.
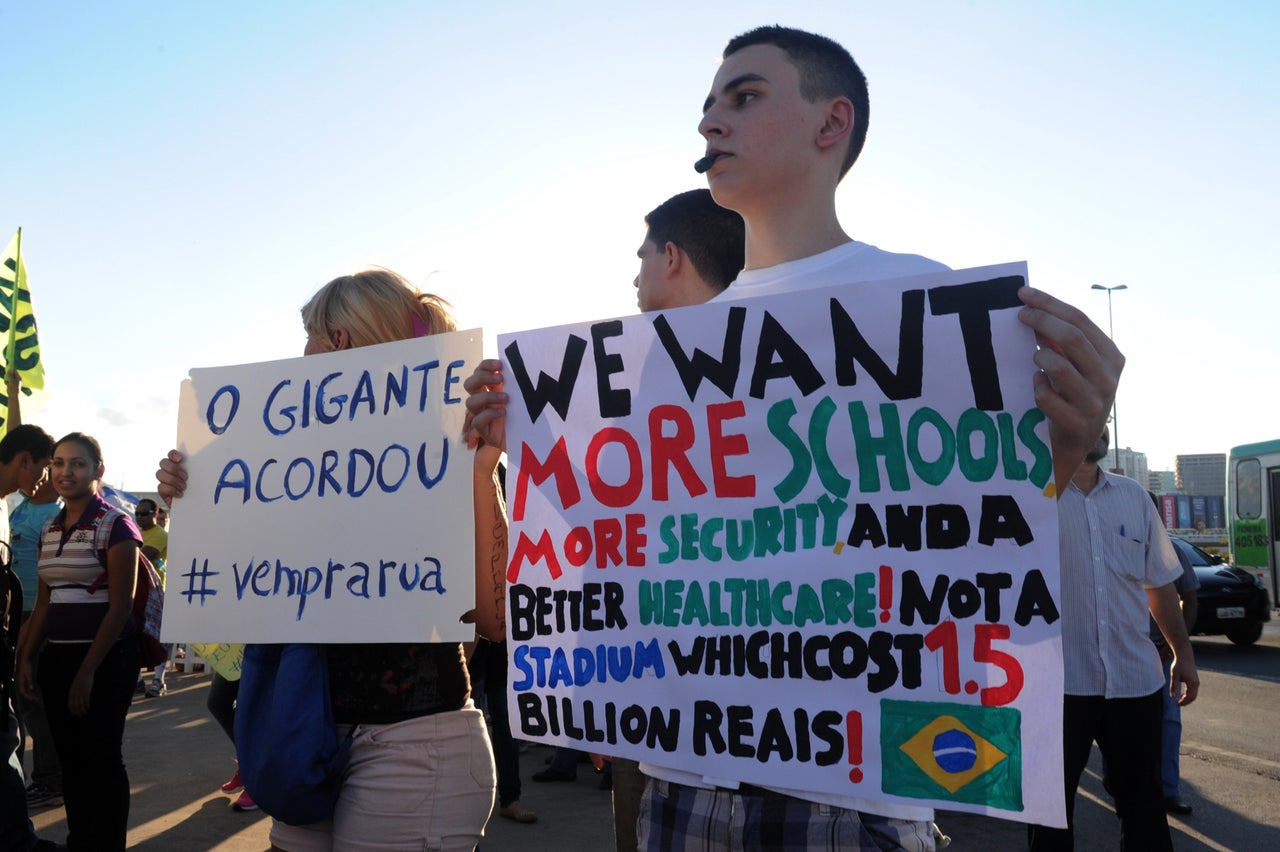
[1091,284,1128,474]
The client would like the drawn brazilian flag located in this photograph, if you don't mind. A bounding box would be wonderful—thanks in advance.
[881,699,1022,811]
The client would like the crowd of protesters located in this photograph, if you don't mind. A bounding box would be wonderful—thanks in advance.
[0,22,1168,852]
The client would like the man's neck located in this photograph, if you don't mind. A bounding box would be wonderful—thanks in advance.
[741,195,849,270]
[1072,461,1103,495]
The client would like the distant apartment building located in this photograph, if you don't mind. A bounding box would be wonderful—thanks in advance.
[1107,446,1149,486]
[1148,470,1177,493]
[1176,453,1226,496]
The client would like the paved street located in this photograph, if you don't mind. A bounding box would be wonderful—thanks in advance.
[26,622,1280,850]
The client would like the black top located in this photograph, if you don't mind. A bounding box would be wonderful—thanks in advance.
[327,642,470,724]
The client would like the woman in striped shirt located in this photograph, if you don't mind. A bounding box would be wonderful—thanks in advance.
[17,432,143,852]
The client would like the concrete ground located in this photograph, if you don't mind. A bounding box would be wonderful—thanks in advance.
[25,664,1268,850]
[26,668,617,851]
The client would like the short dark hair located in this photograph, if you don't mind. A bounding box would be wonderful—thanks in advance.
[0,424,55,464]
[54,432,103,469]
[724,25,869,178]
[644,190,745,291]
[136,498,158,514]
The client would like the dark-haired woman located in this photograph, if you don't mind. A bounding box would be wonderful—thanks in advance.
[17,432,143,852]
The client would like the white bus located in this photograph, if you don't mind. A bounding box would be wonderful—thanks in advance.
[1227,439,1280,606]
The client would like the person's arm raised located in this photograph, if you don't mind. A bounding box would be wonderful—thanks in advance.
[467,448,507,641]
[1017,287,1124,496]
[462,359,508,456]
[6,369,21,428]
[461,359,510,640]
[156,449,187,506]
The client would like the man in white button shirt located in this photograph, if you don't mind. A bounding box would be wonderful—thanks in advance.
[1029,427,1198,851]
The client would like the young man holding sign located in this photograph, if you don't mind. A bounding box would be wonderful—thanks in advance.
[465,25,1123,852]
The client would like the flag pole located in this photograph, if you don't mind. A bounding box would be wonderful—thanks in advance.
[6,227,21,370]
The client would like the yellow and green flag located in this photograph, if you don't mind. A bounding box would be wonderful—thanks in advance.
[880,699,1023,811]
[1,228,45,435]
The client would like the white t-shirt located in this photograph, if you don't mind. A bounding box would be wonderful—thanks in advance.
[641,239,950,820]
[712,239,950,303]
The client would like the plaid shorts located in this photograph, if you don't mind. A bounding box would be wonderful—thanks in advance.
[637,778,936,852]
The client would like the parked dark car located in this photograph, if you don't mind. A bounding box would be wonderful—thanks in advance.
[1171,535,1272,646]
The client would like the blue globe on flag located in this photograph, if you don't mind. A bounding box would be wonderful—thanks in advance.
[932,728,978,774]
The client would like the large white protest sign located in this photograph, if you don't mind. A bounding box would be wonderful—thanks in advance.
[163,331,481,644]
[499,263,1066,826]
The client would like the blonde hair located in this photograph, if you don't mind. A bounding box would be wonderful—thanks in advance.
[301,269,456,350]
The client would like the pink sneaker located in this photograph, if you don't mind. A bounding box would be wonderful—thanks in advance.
[232,789,258,811]
[220,769,243,794]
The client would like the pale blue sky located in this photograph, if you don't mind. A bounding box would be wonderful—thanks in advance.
[4,0,1276,488]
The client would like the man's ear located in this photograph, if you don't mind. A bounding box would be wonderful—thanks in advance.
[663,241,684,279]
[815,96,853,153]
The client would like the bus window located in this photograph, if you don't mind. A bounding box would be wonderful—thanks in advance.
[1236,458,1262,519]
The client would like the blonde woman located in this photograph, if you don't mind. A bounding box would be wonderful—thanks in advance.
[158,270,507,852]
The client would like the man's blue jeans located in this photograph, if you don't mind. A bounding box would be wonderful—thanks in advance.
[1160,656,1182,798]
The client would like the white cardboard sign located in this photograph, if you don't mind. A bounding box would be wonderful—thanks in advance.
[499,264,1066,826]
[162,331,480,643]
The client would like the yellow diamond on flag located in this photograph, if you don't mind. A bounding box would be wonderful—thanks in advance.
[899,714,1008,794]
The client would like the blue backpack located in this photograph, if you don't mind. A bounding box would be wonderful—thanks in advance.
[234,643,353,825]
